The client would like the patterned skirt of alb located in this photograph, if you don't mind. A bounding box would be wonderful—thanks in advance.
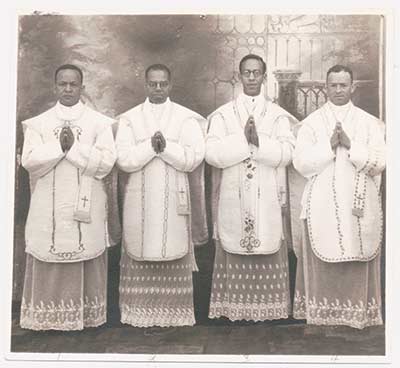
[20,252,107,331]
[293,220,383,329]
[209,240,291,322]
[119,246,195,327]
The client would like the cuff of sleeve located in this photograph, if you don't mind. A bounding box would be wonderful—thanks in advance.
[140,138,158,161]
[226,133,251,158]
[65,141,90,171]
[320,141,336,160]
[308,142,336,174]
[160,140,185,166]
[348,140,369,170]
[253,134,281,166]
[85,147,102,176]
[133,139,158,166]
[52,141,65,158]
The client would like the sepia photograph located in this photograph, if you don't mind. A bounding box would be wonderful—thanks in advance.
[1,3,398,366]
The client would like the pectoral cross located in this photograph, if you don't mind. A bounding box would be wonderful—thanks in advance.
[81,196,89,208]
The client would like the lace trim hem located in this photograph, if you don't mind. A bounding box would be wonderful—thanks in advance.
[293,291,383,329]
[20,296,106,331]
[20,316,106,331]
[209,300,290,322]
[120,304,195,327]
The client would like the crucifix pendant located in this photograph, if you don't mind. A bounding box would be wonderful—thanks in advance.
[352,207,364,217]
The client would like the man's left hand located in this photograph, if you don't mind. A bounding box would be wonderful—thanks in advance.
[337,123,351,150]
[60,126,74,152]
[250,126,259,147]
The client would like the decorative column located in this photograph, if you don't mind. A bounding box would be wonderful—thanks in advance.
[273,69,302,119]
[273,69,305,288]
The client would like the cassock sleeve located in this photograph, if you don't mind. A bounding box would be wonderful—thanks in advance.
[253,115,295,168]
[115,116,156,173]
[21,124,65,178]
[160,117,205,172]
[205,112,251,169]
[293,123,336,178]
[65,124,117,179]
[347,121,386,177]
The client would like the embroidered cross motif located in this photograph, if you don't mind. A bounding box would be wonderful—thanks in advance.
[53,123,82,141]
[240,234,261,253]
[81,196,89,208]
[244,158,256,179]
[240,213,260,253]
[243,158,257,191]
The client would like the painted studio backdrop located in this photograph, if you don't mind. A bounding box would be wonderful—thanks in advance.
[13,14,384,315]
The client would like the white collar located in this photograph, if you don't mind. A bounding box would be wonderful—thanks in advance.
[145,97,170,108]
[55,100,86,122]
[239,92,264,105]
[325,100,354,129]
[145,97,170,121]
[327,100,353,113]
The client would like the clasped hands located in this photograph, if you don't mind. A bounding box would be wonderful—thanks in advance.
[60,126,74,153]
[244,116,259,147]
[151,131,166,154]
[330,122,351,152]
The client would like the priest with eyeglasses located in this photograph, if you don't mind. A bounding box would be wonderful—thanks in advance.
[206,54,297,322]
[116,64,206,328]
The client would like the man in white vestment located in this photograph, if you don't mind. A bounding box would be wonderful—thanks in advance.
[206,54,296,322]
[116,64,205,327]
[20,64,117,330]
[293,65,385,329]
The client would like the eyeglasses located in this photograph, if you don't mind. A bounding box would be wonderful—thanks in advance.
[241,70,264,78]
[147,81,170,89]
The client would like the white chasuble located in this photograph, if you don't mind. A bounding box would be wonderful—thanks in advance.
[22,101,117,263]
[293,102,385,262]
[206,94,296,255]
[116,98,205,263]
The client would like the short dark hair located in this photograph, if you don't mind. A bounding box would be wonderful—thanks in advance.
[239,54,266,74]
[55,64,84,84]
[326,64,353,83]
[145,64,171,80]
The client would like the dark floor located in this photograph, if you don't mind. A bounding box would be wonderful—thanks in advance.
[10,243,386,356]
[10,314,385,355]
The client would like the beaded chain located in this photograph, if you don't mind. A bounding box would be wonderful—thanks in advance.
[306,106,383,262]
[140,169,146,258]
[161,165,170,258]
[331,160,345,256]
[352,171,368,217]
